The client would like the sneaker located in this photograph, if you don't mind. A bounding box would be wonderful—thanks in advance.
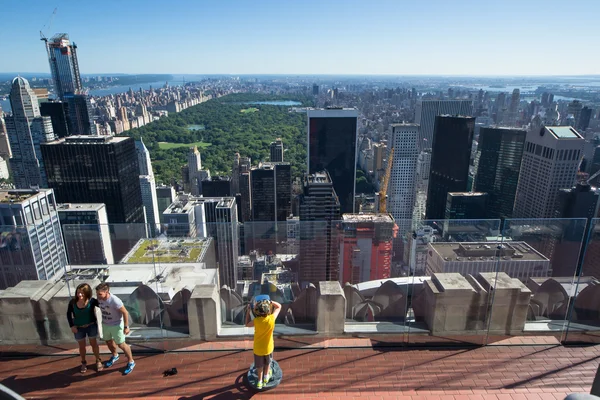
[256,380,263,389]
[263,371,272,384]
[123,361,136,375]
[104,354,119,368]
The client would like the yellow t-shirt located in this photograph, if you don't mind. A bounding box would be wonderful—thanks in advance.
[253,314,275,356]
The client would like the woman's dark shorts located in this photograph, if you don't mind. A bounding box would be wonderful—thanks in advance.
[74,323,98,341]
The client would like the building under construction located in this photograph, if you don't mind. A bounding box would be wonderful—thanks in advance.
[339,213,398,284]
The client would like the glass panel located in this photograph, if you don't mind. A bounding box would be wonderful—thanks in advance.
[0,223,72,344]
[60,222,171,347]
[1,214,591,348]
[564,218,600,344]
[220,220,318,336]
[342,216,408,341]
[154,222,217,340]
[405,219,502,347]
[501,218,588,343]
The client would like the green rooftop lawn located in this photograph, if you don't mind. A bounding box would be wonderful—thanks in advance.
[126,240,206,263]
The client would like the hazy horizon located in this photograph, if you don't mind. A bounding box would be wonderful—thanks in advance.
[2,72,600,79]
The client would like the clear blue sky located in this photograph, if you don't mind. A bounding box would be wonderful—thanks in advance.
[2,0,599,76]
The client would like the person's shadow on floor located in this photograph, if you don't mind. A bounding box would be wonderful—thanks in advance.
[1,365,122,396]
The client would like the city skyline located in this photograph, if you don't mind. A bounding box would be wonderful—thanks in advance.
[2,0,600,76]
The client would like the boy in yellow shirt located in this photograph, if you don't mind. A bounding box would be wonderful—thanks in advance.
[245,296,281,389]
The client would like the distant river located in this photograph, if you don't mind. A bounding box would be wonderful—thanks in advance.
[88,80,170,97]
[0,80,168,113]
[0,75,201,112]
[0,98,9,113]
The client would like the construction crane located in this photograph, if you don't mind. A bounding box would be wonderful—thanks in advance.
[39,8,57,43]
[377,148,394,214]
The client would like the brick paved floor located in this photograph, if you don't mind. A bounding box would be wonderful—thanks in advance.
[0,343,598,400]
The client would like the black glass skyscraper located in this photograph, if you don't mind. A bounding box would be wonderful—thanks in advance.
[299,170,341,284]
[307,109,358,214]
[444,192,488,220]
[250,162,291,222]
[65,94,96,135]
[474,127,526,219]
[41,136,144,224]
[40,101,70,138]
[200,176,232,198]
[425,115,475,220]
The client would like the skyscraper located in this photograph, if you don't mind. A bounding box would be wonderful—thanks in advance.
[238,156,252,222]
[250,162,292,223]
[45,34,82,100]
[299,171,341,284]
[444,192,488,220]
[0,189,68,289]
[0,116,11,160]
[387,123,419,232]
[40,100,70,138]
[505,89,520,126]
[339,214,397,284]
[566,100,584,127]
[135,139,161,236]
[57,203,114,265]
[66,94,97,135]
[269,138,284,162]
[425,115,475,220]
[553,183,600,277]
[5,77,55,189]
[118,106,130,132]
[415,100,473,149]
[579,106,593,131]
[200,176,231,197]
[41,136,144,224]
[372,142,386,171]
[239,171,252,222]
[139,175,160,236]
[494,92,507,123]
[45,34,96,135]
[187,146,210,196]
[555,183,600,220]
[416,150,432,192]
[247,162,291,253]
[231,152,240,195]
[307,108,358,214]
[155,185,176,217]
[251,165,275,223]
[474,127,526,219]
[161,194,238,288]
[42,136,146,261]
[215,197,239,288]
[135,138,152,176]
[541,92,554,107]
[513,126,585,218]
